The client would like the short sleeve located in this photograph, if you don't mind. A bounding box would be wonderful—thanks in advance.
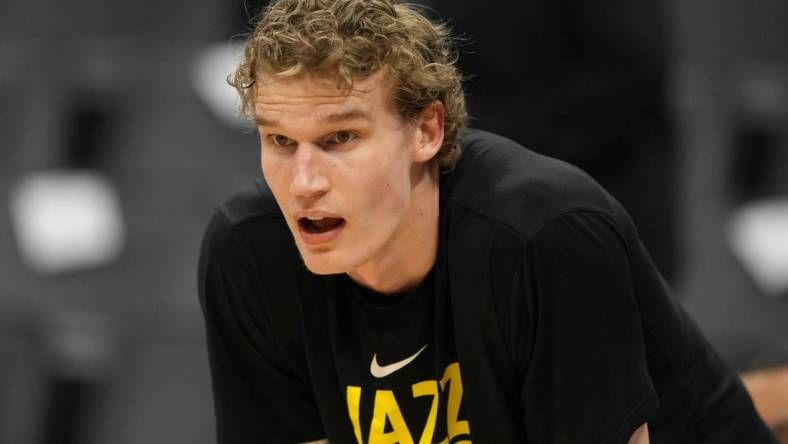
[198,211,325,443]
[518,210,659,443]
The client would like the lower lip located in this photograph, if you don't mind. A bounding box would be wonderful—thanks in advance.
[298,220,345,245]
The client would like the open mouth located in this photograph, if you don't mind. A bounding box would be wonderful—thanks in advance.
[298,216,345,234]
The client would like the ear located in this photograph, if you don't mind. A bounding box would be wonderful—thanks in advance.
[412,100,445,163]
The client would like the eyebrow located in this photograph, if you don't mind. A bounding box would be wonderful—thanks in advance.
[254,109,371,128]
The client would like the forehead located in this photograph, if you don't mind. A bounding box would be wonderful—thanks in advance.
[253,71,396,121]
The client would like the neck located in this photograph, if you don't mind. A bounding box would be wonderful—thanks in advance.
[347,162,440,295]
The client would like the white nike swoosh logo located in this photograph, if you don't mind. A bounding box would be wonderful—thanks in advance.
[370,344,428,378]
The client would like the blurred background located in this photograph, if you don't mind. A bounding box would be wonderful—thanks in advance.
[0,0,786,442]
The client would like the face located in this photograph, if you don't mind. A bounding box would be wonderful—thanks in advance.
[254,71,436,276]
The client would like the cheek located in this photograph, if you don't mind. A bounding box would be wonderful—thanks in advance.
[260,153,290,202]
[354,154,411,216]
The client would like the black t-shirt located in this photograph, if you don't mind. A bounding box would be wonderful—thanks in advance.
[198,129,775,443]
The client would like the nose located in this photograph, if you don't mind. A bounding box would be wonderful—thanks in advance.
[290,144,330,199]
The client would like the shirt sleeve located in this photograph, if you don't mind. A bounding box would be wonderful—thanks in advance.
[198,211,325,444]
[517,210,659,443]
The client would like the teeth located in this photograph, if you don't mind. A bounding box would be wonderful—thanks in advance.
[306,216,324,221]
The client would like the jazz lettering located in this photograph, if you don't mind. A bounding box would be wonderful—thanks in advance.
[346,362,471,444]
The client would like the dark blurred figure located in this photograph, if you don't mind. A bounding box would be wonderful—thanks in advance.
[432,0,677,281]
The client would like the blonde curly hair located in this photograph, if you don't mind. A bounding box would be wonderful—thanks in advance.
[230,0,467,171]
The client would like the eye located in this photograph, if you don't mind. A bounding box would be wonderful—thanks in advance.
[269,134,296,147]
[326,131,357,145]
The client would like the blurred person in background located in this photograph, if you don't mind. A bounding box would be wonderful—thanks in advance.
[198,0,776,442]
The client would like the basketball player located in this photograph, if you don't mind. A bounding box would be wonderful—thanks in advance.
[198,0,776,442]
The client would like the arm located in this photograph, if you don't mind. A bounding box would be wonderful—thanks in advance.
[741,365,788,441]
[629,423,649,444]
[516,211,659,443]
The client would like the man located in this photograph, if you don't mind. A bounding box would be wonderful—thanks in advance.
[198,0,776,442]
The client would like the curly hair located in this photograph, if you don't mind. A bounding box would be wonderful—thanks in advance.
[230,0,467,171]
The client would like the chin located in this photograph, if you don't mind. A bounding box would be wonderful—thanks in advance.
[298,249,356,276]
[301,260,343,275]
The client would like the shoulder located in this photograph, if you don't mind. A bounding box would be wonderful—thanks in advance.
[198,180,309,353]
[201,179,292,257]
[199,179,300,293]
[209,179,283,232]
[443,129,630,240]
[439,130,641,318]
